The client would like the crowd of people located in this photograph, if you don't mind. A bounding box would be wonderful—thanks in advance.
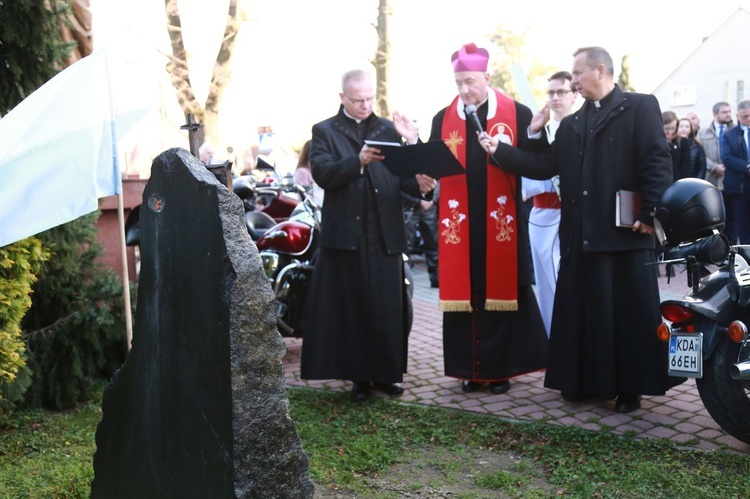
[274,42,750,413]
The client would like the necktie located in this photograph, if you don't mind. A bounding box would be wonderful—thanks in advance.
[719,124,725,156]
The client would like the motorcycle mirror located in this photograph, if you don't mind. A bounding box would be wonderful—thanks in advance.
[255,155,276,171]
[662,232,730,265]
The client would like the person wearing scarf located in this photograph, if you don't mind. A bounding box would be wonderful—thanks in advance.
[423,43,548,395]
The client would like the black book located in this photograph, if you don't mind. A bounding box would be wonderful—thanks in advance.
[616,190,642,228]
[364,140,466,179]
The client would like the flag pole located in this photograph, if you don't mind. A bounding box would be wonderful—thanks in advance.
[117,193,134,349]
[104,48,134,350]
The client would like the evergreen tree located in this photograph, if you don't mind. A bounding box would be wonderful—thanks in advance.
[0,0,74,116]
[0,239,49,412]
[0,0,128,410]
[21,214,127,410]
[0,0,72,411]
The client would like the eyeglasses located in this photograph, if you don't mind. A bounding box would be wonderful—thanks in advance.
[547,89,573,98]
[663,126,677,131]
[345,94,375,105]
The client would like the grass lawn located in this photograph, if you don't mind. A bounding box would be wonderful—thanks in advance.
[1,386,748,498]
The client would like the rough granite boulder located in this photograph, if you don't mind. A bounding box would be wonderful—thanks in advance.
[91,148,314,498]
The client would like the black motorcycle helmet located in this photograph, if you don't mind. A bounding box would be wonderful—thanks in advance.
[232,175,256,200]
[654,178,725,246]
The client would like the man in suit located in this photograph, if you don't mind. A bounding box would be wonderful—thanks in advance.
[485,47,679,412]
[699,102,733,189]
[698,102,735,240]
[300,69,435,401]
[720,99,750,244]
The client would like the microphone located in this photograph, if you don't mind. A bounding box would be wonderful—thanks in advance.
[464,104,486,138]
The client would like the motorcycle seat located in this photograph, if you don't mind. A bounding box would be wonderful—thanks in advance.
[245,210,277,241]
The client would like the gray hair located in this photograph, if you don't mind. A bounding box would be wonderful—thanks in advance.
[737,100,750,112]
[573,46,614,76]
[199,142,214,156]
[341,69,372,93]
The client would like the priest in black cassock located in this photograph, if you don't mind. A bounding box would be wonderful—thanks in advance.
[300,69,435,402]
[485,47,681,413]
[425,43,549,395]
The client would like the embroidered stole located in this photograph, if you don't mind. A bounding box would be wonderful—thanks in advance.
[438,88,518,312]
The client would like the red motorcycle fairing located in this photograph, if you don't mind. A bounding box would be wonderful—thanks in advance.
[257,195,299,222]
[256,220,312,256]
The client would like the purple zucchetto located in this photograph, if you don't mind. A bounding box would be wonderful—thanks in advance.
[451,43,489,73]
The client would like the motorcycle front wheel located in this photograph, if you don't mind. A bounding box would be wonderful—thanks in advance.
[696,334,750,444]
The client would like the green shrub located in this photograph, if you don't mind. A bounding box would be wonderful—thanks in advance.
[21,212,128,410]
[0,238,50,412]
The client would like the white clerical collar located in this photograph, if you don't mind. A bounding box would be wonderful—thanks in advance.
[593,100,601,109]
[457,90,499,120]
[343,108,363,123]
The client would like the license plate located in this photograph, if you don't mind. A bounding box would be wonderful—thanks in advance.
[668,333,703,378]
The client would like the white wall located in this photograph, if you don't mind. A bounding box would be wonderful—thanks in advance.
[653,9,750,128]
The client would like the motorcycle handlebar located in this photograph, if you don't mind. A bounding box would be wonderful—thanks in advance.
[661,232,730,266]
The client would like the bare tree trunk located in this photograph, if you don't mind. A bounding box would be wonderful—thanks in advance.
[203,0,238,145]
[374,0,390,119]
[163,0,239,145]
[59,0,93,65]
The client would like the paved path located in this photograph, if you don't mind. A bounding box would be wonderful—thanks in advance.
[282,259,750,454]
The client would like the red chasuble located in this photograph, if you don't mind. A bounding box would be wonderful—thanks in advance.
[438,88,518,312]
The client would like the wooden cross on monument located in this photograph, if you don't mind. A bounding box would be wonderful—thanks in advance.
[180,113,203,159]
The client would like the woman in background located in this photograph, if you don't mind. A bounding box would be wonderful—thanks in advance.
[293,140,313,188]
[663,111,691,182]
[660,111,691,277]
[678,116,707,179]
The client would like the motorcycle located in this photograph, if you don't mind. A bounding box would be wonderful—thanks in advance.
[256,189,414,338]
[255,186,320,337]
[233,156,302,240]
[654,178,750,444]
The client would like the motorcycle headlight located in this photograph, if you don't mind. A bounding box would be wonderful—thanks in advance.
[259,252,279,278]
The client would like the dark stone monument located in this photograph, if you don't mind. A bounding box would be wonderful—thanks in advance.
[91,148,314,498]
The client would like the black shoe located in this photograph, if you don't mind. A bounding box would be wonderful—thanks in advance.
[428,269,439,288]
[563,394,585,403]
[489,380,511,395]
[461,380,482,392]
[351,382,371,402]
[614,394,641,413]
[372,382,405,396]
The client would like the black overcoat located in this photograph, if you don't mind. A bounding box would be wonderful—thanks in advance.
[429,98,548,382]
[300,107,423,383]
[493,85,682,399]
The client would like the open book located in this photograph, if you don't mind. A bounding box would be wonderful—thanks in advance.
[363,140,465,179]
[364,140,402,147]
